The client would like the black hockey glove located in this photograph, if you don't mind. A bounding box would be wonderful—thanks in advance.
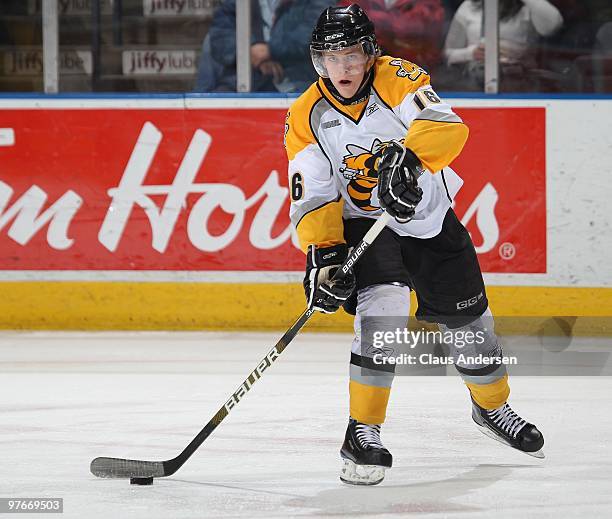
[304,244,356,314]
[376,141,424,223]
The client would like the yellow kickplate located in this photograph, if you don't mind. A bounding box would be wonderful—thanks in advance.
[0,282,610,334]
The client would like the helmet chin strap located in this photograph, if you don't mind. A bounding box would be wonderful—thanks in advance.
[323,66,375,106]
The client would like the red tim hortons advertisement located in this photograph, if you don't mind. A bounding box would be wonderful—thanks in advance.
[0,106,545,273]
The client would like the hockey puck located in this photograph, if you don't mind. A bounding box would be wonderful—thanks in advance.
[130,477,153,485]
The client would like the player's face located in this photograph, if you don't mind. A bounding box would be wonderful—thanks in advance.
[323,46,369,98]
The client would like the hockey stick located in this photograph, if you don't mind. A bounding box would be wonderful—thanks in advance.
[90,211,393,480]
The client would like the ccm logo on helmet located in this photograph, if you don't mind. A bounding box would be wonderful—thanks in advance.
[325,33,344,40]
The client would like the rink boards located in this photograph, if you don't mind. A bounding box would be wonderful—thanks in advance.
[0,95,610,332]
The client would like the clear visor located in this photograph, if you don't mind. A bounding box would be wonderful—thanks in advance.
[310,42,377,78]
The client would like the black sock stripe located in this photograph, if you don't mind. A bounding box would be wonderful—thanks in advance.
[350,352,395,373]
[455,362,502,377]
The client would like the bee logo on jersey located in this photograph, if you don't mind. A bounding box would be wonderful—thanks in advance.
[340,139,399,211]
[389,59,428,82]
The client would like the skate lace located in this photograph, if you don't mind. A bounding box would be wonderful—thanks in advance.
[487,403,527,438]
[355,423,384,449]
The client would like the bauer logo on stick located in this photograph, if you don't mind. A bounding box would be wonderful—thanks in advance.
[224,347,280,412]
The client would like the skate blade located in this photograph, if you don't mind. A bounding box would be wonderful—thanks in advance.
[339,458,386,486]
[524,449,545,459]
[475,422,546,459]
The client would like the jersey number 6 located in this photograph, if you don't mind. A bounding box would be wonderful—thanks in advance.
[290,172,304,201]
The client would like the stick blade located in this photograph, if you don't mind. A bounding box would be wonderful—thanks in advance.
[90,457,166,479]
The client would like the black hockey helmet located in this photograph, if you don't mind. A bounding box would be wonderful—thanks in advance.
[310,4,380,78]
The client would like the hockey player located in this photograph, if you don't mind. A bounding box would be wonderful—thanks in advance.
[284,4,544,485]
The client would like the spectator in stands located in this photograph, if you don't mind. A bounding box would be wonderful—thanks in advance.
[443,0,563,91]
[267,0,337,92]
[336,0,447,71]
[196,0,333,93]
[196,0,276,92]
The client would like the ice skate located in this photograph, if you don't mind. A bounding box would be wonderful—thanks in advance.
[472,400,545,458]
[340,418,392,485]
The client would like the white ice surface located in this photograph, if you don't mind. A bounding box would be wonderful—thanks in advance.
[0,331,611,519]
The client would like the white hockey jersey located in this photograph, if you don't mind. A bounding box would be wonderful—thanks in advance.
[285,56,469,252]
